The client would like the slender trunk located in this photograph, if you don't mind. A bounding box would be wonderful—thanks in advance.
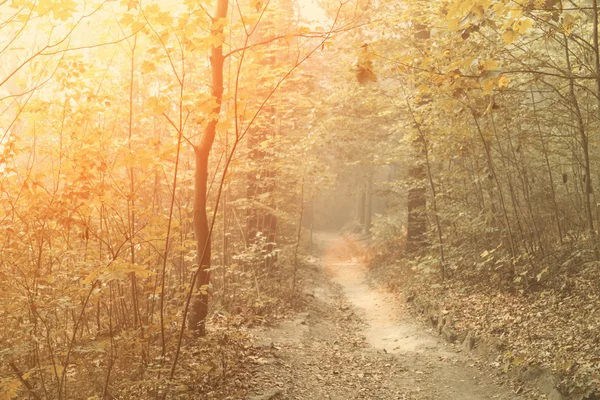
[363,173,373,235]
[402,91,444,275]
[309,198,314,251]
[469,139,486,210]
[506,174,527,249]
[127,35,142,331]
[222,178,229,302]
[509,121,543,253]
[246,109,278,270]
[187,0,229,336]
[406,161,427,254]
[358,179,366,225]
[490,116,526,248]
[531,89,563,244]
[421,134,445,280]
[592,0,600,257]
[472,113,517,262]
[564,33,598,258]
[292,170,306,294]
[188,150,211,335]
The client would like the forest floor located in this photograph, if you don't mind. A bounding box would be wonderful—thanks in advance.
[236,233,529,400]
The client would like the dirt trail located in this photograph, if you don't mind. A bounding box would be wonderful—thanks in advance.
[244,233,527,400]
[323,233,448,356]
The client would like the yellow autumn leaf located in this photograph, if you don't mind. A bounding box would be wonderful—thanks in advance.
[198,97,219,115]
[563,13,575,35]
[158,11,173,25]
[482,59,498,71]
[83,266,102,285]
[462,57,476,68]
[53,1,75,21]
[481,78,495,95]
[211,17,228,32]
[216,118,233,133]
[516,18,533,34]
[145,3,160,14]
[420,57,433,69]
[509,4,523,19]
[141,60,156,74]
[502,29,519,45]
[498,75,510,88]
[126,0,139,10]
[120,12,134,26]
[131,20,145,33]
[471,5,484,18]
[417,84,430,94]
[492,2,507,14]
[148,96,167,114]
[244,13,261,27]
[33,0,53,15]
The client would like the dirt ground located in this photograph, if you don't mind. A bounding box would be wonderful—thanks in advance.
[241,233,533,400]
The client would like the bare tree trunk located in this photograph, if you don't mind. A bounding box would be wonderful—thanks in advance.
[531,90,563,244]
[188,149,212,336]
[492,119,526,249]
[363,172,373,235]
[472,113,517,262]
[127,34,142,332]
[403,93,444,277]
[420,133,445,280]
[246,113,278,270]
[292,170,306,294]
[564,32,598,259]
[188,0,229,336]
[592,0,600,258]
[406,159,427,254]
[358,179,366,225]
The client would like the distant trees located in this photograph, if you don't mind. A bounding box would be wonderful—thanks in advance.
[307,0,600,287]
[342,0,600,285]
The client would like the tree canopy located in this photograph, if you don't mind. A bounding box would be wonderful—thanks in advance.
[2,0,600,398]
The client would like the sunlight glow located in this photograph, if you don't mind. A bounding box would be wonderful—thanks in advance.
[297,0,328,26]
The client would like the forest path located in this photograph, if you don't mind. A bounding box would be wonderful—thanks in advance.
[245,233,525,400]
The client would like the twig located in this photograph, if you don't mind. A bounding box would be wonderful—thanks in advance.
[9,362,41,400]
